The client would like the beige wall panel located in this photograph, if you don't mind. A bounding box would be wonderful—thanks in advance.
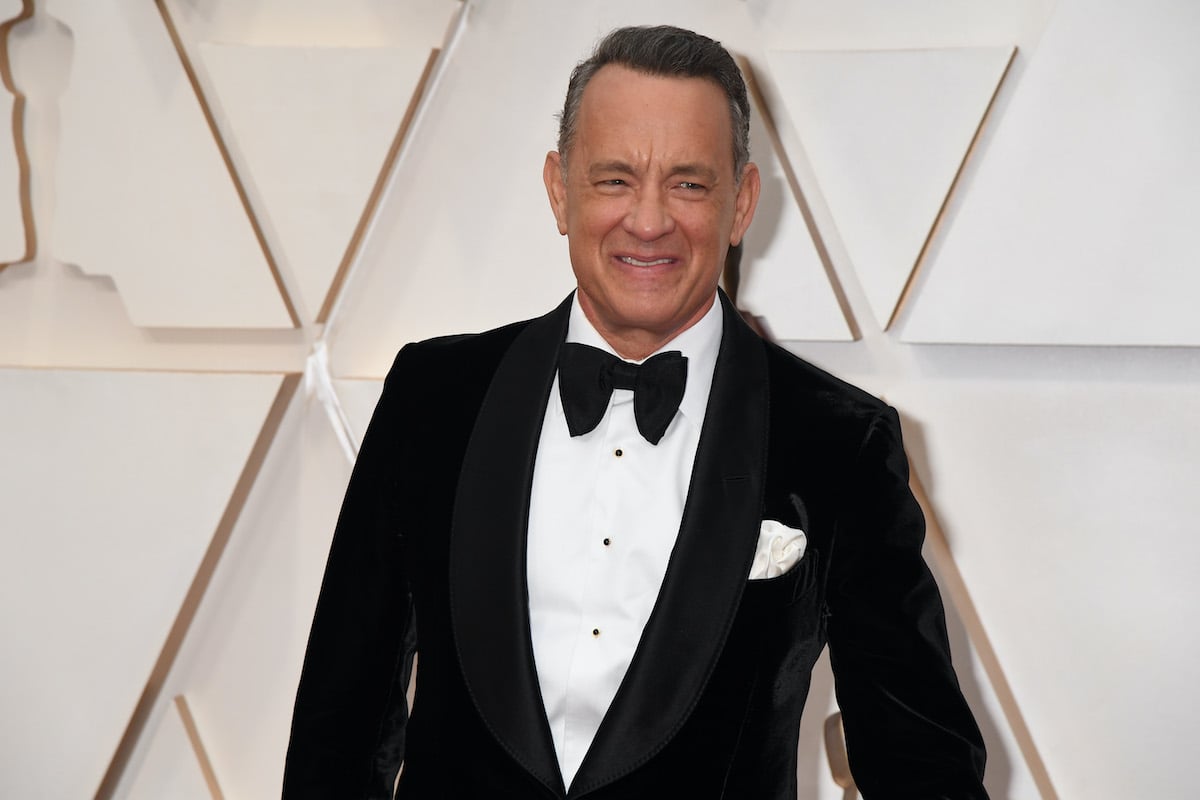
[125,699,216,800]
[766,47,1013,329]
[0,262,309,371]
[0,0,22,264]
[0,368,282,799]
[52,0,293,328]
[889,379,1200,798]
[163,0,459,47]
[196,43,434,323]
[117,392,354,799]
[333,377,385,451]
[734,88,852,341]
[900,0,1200,345]
[919,517,1045,799]
[0,3,18,30]
[747,0,1055,51]
[327,0,763,378]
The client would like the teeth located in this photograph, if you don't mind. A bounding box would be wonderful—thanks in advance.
[620,256,672,267]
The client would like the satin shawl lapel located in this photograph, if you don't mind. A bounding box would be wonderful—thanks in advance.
[569,293,770,797]
[450,296,571,798]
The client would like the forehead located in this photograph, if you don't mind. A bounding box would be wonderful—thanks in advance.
[572,64,734,168]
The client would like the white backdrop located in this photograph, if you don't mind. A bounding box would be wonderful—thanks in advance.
[1,1,1197,798]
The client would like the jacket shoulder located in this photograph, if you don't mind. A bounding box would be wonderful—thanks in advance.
[390,318,531,383]
[762,338,887,425]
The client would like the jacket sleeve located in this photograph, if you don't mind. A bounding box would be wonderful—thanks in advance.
[826,406,988,799]
[283,350,417,800]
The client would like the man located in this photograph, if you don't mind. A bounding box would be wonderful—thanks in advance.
[284,25,987,799]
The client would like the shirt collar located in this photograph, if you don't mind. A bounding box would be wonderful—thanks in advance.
[565,292,723,428]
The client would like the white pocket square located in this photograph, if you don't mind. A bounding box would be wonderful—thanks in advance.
[749,519,807,580]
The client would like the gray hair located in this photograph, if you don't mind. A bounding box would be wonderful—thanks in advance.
[556,25,751,180]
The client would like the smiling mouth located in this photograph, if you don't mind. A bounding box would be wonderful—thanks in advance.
[618,256,674,267]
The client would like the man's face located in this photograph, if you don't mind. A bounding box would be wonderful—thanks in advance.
[544,65,760,355]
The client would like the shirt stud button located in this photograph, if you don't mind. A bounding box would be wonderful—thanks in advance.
[592,628,600,637]
[603,538,612,546]
[614,448,623,457]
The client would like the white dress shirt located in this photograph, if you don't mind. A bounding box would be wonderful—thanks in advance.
[526,294,723,788]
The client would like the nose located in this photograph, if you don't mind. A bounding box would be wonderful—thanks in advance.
[623,185,676,241]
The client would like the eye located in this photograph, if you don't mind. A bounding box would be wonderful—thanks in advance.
[594,178,630,194]
[676,181,706,191]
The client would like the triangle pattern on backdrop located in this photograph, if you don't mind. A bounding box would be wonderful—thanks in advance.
[125,697,219,800]
[121,386,358,800]
[0,368,284,799]
[767,47,1014,329]
[888,377,1200,799]
[197,43,436,323]
[735,62,854,342]
[899,0,1200,346]
[54,0,296,328]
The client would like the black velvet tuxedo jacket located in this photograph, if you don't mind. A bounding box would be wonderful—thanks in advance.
[283,292,987,799]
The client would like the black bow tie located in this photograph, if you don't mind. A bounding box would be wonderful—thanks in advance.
[557,343,688,445]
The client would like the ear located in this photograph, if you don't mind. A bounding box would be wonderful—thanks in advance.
[729,162,761,247]
[543,151,569,235]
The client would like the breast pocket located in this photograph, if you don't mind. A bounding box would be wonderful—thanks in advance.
[741,548,820,611]
[734,548,826,684]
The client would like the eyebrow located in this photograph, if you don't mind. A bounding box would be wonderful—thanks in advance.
[586,161,637,180]
[671,164,720,184]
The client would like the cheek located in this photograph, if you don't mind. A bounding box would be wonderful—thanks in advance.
[679,211,727,254]
[570,204,619,245]
[595,199,632,231]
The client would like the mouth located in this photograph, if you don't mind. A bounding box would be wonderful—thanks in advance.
[617,255,676,267]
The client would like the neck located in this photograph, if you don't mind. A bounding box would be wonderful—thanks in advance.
[578,293,718,361]
[600,333,678,362]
